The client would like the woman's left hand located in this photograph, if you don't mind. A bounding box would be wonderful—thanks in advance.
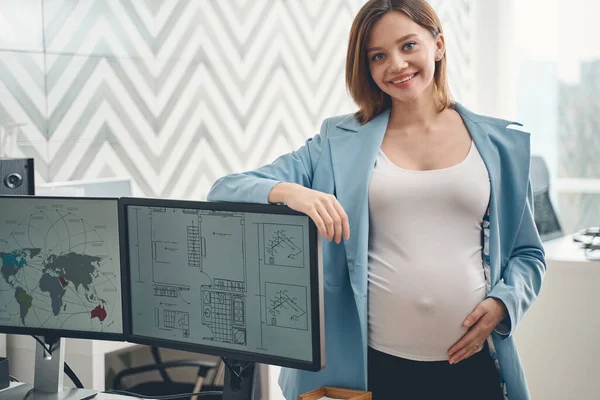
[447,297,507,365]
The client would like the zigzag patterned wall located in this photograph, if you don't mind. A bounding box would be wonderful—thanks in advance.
[0,0,473,200]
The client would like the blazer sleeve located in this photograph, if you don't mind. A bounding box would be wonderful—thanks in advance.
[206,119,328,204]
[488,179,547,339]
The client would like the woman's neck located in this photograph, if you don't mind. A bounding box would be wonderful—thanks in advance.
[387,91,442,134]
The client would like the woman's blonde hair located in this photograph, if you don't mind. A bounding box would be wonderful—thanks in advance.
[346,0,454,124]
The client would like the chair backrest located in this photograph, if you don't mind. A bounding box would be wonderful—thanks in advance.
[530,155,564,241]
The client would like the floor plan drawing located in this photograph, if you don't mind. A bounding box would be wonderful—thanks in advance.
[198,212,246,285]
[153,283,190,298]
[187,225,201,269]
[164,309,190,338]
[130,207,249,344]
[127,205,314,361]
[153,307,190,338]
[149,209,200,287]
[201,286,246,345]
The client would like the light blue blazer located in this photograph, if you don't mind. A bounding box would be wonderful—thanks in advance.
[207,102,546,400]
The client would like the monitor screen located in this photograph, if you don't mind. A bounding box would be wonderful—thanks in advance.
[0,196,124,338]
[533,192,563,241]
[122,198,323,371]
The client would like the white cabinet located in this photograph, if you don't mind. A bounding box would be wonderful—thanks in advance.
[515,236,600,400]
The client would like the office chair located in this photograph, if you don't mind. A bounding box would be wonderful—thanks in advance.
[530,155,564,241]
[112,346,224,399]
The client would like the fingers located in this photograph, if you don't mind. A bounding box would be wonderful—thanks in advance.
[324,202,342,243]
[311,195,349,244]
[315,202,335,242]
[463,304,485,328]
[448,302,490,363]
[297,190,349,243]
[331,198,350,241]
[448,317,488,361]
[448,315,493,364]
[307,207,328,240]
[323,195,350,243]
[448,328,478,358]
[449,340,484,365]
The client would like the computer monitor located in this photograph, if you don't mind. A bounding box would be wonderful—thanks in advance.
[121,197,324,399]
[533,191,564,241]
[0,195,126,399]
[530,156,564,241]
[0,196,125,339]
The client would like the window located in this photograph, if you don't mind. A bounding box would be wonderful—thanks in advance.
[514,0,600,233]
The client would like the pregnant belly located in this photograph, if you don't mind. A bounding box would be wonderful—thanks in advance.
[368,266,487,361]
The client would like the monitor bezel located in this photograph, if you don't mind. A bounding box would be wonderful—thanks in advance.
[120,196,323,372]
[0,195,128,341]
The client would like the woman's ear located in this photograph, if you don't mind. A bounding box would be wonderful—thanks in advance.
[435,33,445,60]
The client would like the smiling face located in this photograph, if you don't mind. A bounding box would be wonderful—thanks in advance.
[366,10,444,106]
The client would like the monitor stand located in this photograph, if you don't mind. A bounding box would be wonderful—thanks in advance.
[2,338,97,400]
[222,359,256,400]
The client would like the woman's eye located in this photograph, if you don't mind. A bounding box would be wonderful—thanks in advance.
[371,53,384,61]
[404,42,416,50]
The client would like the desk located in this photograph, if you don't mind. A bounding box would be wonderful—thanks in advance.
[515,235,600,400]
[0,383,216,400]
[6,336,140,390]
[94,394,222,400]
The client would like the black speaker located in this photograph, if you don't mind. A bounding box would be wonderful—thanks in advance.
[0,158,35,195]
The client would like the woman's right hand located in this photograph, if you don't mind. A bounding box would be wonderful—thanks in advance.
[269,182,350,244]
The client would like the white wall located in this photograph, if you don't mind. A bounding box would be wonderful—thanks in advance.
[268,366,285,400]
[472,0,517,120]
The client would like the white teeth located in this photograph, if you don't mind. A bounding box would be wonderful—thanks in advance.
[392,74,416,84]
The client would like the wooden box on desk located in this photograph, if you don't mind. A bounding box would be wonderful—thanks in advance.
[298,386,372,400]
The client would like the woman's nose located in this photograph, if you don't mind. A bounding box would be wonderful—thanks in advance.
[389,53,409,71]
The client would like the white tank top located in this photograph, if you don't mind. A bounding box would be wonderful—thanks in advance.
[367,140,490,361]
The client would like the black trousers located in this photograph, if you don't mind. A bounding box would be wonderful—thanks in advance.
[368,342,504,400]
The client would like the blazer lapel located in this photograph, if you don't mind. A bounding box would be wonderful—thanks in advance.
[454,102,529,283]
[455,107,502,283]
[329,109,390,297]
